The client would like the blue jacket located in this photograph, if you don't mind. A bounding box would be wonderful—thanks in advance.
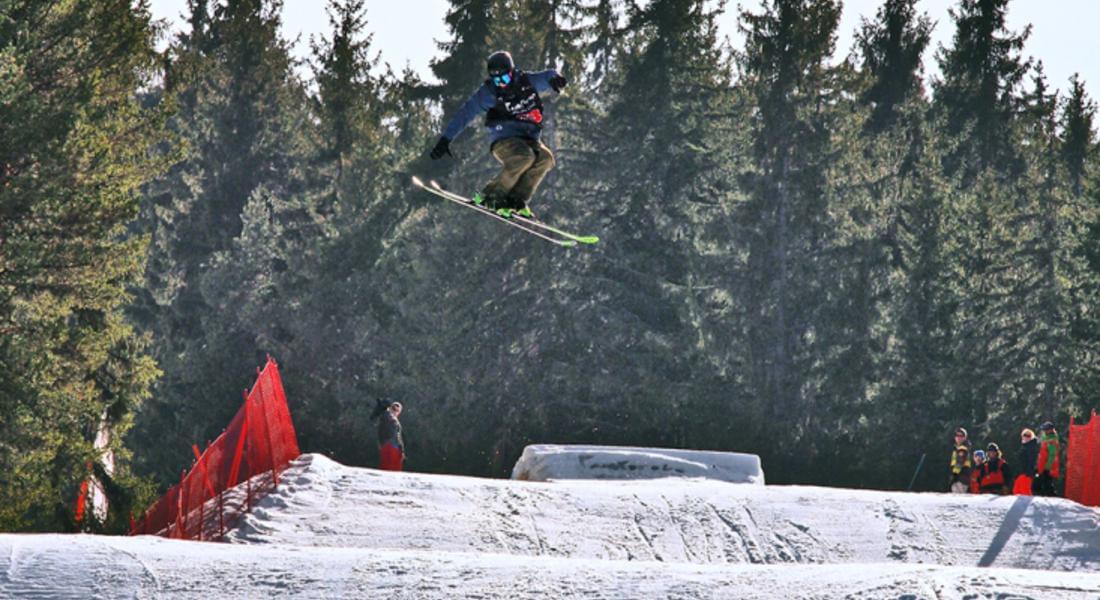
[442,69,560,144]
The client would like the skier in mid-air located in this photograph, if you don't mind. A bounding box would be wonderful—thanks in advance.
[429,50,567,218]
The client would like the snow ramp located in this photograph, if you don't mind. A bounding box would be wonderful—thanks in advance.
[3,452,1100,599]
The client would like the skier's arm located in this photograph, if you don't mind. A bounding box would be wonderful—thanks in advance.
[442,85,496,141]
[528,69,567,94]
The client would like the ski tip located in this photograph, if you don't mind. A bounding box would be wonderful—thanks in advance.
[411,175,424,187]
[429,180,442,190]
[576,236,600,245]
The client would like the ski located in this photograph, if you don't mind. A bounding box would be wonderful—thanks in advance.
[411,176,577,247]
[426,180,599,246]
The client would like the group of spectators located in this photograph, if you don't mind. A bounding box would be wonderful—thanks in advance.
[949,424,1061,496]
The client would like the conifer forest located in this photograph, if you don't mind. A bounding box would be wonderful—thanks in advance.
[1,0,1098,532]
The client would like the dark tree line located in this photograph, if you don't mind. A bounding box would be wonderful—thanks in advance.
[2,0,1097,531]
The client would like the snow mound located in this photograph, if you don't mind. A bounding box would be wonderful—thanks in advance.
[227,454,1100,574]
[4,534,1100,599]
[510,444,765,484]
[5,452,1100,599]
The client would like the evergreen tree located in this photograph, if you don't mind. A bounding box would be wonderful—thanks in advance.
[1059,75,1100,414]
[132,0,316,485]
[1061,74,1096,196]
[933,0,1030,180]
[310,0,380,207]
[855,0,932,134]
[0,0,169,531]
[732,0,846,473]
[430,0,496,117]
[581,0,625,85]
[575,0,735,450]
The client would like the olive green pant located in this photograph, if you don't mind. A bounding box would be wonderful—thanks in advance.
[482,137,555,206]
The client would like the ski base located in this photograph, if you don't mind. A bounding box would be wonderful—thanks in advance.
[411,176,598,247]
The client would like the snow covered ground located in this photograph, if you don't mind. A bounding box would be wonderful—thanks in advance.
[3,452,1100,599]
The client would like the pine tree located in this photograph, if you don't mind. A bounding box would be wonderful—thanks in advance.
[581,0,624,85]
[572,0,735,450]
[732,0,845,466]
[1059,75,1100,415]
[132,0,316,485]
[855,0,932,134]
[0,0,169,531]
[933,0,1030,180]
[430,0,496,117]
[1061,74,1096,196]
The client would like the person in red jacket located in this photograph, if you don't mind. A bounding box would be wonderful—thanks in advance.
[978,443,1013,495]
[1034,421,1061,496]
[969,450,985,493]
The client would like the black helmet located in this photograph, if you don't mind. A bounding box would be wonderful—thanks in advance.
[487,51,514,76]
[1040,421,1055,431]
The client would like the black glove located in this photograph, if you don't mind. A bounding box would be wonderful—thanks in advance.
[430,136,451,160]
[550,74,567,93]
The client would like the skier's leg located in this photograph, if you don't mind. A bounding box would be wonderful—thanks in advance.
[480,138,536,206]
[508,140,555,207]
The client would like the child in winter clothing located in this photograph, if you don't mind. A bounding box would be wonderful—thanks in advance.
[978,443,1013,495]
[949,427,972,489]
[1034,422,1061,497]
[969,450,986,493]
[949,446,972,493]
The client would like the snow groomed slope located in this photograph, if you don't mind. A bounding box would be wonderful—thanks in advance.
[3,453,1100,599]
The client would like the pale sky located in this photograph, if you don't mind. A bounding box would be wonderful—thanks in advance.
[148,0,1099,98]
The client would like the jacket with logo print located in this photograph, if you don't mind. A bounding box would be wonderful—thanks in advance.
[442,69,561,144]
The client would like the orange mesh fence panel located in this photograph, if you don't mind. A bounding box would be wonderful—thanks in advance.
[246,380,277,488]
[1066,410,1100,507]
[131,357,300,539]
[1086,413,1100,507]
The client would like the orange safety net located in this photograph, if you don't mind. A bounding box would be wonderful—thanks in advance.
[1066,409,1100,507]
[130,357,300,540]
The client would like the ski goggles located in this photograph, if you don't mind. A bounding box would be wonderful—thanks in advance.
[491,71,512,86]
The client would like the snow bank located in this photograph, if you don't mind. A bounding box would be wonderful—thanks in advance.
[4,534,1100,599]
[6,453,1100,599]
[510,444,765,484]
[231,454,1100,573]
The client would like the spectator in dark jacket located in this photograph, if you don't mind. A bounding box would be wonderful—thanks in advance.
[373,400,405,472]
[978,443,1013,495]
[1014,428,1039,495]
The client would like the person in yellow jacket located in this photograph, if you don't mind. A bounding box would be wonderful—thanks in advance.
[949,445,972,493]
[1034,421,1061,497]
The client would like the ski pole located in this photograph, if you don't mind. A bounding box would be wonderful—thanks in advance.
[907,453,926,491]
